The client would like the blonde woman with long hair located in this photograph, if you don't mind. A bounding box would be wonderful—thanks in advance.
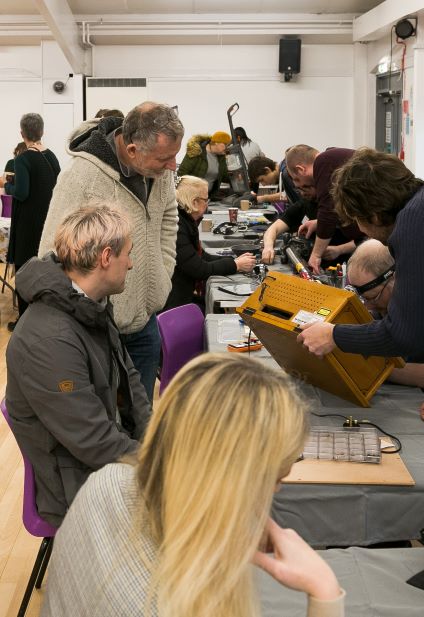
[41,354,344,617]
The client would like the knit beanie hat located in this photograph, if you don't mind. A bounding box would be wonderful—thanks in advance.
[210,131,232,144]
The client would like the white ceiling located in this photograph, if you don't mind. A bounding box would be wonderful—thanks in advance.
[0,1,386,46]
[0,1,385,16]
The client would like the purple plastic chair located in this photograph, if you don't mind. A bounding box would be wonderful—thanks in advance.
[1,194,12,217]
[157,303,205,394]
[0,399,57,617]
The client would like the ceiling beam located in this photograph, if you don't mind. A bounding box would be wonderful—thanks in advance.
[353,0,424,42]
[33,0,86,73]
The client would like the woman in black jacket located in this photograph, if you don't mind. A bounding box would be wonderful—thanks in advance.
[0,113,60,329]
[164,176,256,311]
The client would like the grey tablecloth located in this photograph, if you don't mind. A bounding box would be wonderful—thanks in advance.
[205,263,291,314]
[259,547,424,616]
[206,314,424,546]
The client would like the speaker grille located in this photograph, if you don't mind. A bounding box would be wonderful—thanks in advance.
[279,39,301,74]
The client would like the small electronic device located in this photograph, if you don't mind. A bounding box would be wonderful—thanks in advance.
[227,342,263,353]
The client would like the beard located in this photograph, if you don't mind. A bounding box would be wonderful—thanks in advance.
[140,167,166,179]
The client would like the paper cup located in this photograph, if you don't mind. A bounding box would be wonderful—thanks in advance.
[228,207,238,223]
[201,218,213,232]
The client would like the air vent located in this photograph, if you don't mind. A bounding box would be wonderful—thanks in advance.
[87,78,147,88]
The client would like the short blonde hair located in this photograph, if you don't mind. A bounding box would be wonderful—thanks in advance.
[176,175,208,214]
[136,352,308,617]
[54,203,132,273]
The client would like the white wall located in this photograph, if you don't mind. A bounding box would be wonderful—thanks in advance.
[0,41,83,173]
[0,46,42,171]
[93,44,354,163]
[1,41,355,171]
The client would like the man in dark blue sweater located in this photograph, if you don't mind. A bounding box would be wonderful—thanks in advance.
[297,148,424,363]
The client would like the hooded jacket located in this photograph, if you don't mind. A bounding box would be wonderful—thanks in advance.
[178,134,229,198]
[6,253,151,526]
[38,117,178,334]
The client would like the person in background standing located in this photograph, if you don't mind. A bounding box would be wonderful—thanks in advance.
[3,141,27,182]
[234,126,264,163]
[0,113,60,331]
[94,108,125,119]
[178,131,231,200]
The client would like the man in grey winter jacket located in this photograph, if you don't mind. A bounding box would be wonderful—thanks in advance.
[6,204,151,527]
[38,102,184,402]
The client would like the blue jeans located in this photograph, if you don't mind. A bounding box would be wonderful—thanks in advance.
[121,314,161,403]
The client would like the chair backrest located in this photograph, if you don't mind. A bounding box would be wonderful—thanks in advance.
[0,399,57,537]
[157,303,205,394]
[1,194,12,218]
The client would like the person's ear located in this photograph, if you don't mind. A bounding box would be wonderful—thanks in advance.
[263,167,272,174]
[126,143,138,160]
[295,164,307,176]
[100,246,112,269]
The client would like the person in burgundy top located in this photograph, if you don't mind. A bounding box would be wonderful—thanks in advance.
[286,145,363,274]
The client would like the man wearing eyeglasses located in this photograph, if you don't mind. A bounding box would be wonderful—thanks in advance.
[347,239,395,316]
[39,102,184,402]
[347,240,424,418]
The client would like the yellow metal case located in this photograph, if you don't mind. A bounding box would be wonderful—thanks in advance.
[237,272,404,407]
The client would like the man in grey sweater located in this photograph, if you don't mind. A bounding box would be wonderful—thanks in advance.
[39,102,184,402]
[6,204,151,526]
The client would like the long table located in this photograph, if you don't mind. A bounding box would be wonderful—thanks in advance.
[204,265,290,315]
[259,547,424,616]
[200,209,288,314]
[206,313,424,547]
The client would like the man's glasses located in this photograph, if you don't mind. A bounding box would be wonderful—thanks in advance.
[129,106,180,145]
[361,277,392,305]
[196,197,209,204]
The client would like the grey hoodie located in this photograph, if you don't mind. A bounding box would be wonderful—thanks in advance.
[6,253,150,526]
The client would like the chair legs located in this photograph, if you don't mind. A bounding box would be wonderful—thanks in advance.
[17,536,54,617]
[35,536,54,589]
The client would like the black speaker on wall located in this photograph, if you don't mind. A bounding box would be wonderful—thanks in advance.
[279,39,301,82]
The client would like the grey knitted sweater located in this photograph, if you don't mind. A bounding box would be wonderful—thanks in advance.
[38,118,178,334]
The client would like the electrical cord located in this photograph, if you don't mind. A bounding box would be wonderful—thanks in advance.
[311,412,402,454]
[358,420,402,454]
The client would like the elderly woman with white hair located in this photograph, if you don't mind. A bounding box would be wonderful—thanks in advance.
[164,175,256,311]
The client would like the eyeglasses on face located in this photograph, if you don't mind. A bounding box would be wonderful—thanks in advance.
[196,197,209,204]
[361,277,392,305]
[129,106,180,145]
